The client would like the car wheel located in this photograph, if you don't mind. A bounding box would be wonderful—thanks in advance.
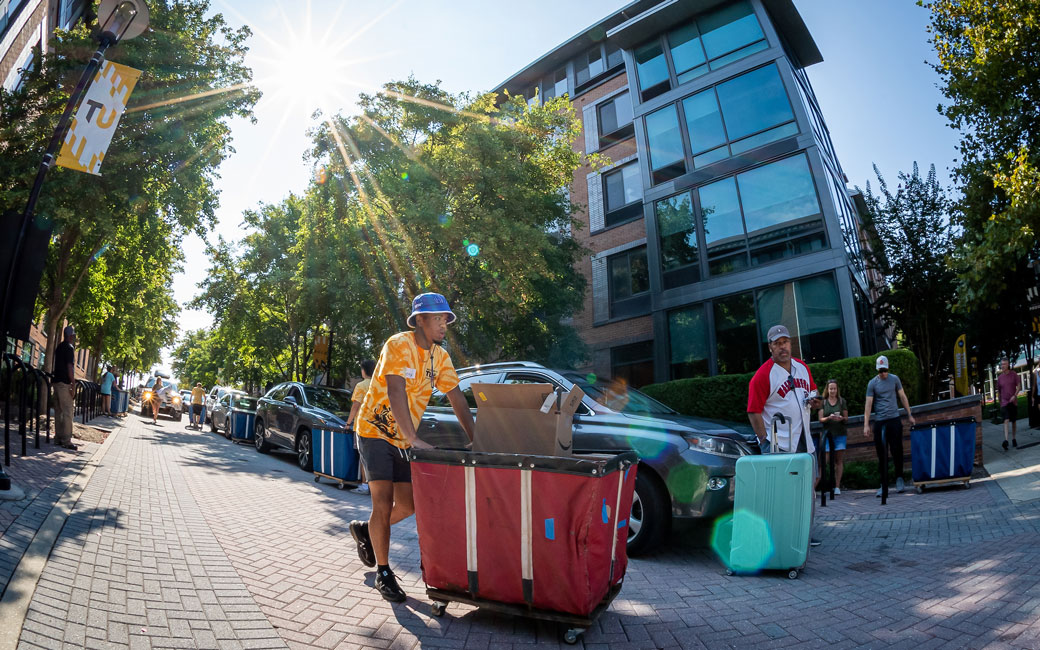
[210,415,218,433]
[254,420,270,453]
[224,420,232,440]
[626,469,669,556]
[296,429,313,472]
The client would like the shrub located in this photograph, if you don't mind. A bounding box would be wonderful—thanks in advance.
[641,349,922,424]
[841,460,912,489]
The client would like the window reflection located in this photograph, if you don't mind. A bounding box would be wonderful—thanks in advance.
[756,275,845,363]
[655,192,700,289]
[715,64,795,141]
[699,177,749,275]
[645,105,686,183]
[714,292,758,375]
[668,305,710,379]
[700,0,765,60]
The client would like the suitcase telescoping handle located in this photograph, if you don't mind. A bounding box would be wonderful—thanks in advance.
[770,413,787,453]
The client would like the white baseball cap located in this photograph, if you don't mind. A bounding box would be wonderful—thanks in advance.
[876,355,889,370]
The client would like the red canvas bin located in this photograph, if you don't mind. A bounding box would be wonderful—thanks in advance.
[410,448,638,617]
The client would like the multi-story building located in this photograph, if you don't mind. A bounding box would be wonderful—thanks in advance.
[496,0,883,386]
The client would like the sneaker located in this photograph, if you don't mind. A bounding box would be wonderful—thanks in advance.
[349,520,376,567]
[375,567,407,603]
[896,477,905,493]
[353,484,370,495]
[876,487,883,498]
[1003,440,1009,451]
[810,538,821,547]
[833,487,841,496]
[1013,439,1018,448]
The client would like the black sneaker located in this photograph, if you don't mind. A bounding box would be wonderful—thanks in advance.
[1003,440,1009,451]
[350,520,376,567]
[375,568,407,603]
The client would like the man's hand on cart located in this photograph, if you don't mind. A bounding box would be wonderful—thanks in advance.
[408,437,434,450]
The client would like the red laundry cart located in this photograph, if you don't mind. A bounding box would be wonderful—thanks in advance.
[409,448,638,645]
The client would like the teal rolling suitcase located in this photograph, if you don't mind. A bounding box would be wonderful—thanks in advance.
[727,414,813,579]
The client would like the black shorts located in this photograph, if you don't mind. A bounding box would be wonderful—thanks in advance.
[191,404,203,416]
[358,435,411,482]
[1001,402,1018,423]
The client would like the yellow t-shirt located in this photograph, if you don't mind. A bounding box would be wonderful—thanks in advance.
[191,387,205,404]
[351,378,371,404]
[356,331,459,448]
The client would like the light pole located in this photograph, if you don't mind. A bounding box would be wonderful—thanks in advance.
[0,0,149,492]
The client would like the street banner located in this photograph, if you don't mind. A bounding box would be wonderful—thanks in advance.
[313,334,329,369]
[954,334,969,396]
[56,60,142,175]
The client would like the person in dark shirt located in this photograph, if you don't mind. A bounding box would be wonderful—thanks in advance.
[53,326,78,449]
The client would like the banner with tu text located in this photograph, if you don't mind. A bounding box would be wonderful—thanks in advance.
[56,60,142,175]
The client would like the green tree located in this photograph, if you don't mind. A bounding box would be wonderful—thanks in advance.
[860,163,958,399]
[921,0,1040,306]
[0,0,259,370]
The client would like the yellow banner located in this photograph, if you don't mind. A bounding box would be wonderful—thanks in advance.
[56,61,142,175]
[954,333,969,396]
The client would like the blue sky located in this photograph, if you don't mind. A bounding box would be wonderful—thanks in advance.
[161,0,961,372]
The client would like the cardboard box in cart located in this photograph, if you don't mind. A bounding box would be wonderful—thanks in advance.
[409,383,638,645]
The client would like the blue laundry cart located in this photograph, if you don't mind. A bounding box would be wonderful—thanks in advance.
[229,408,256,443]
[312,427,362,489]
[910,418,976,492]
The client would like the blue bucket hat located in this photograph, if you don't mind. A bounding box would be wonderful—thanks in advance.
[407,292,457,328]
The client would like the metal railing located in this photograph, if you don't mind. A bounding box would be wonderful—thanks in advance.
[2,352,52,468]
[74,380,101,425]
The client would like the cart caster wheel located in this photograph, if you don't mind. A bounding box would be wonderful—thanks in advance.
[787,569,799,580]
[314,476,320,483]
[563,628,584,645]
[916,485,923,494]
[964,482,971,489]
[430,601,447,618]
[337,482,346,490]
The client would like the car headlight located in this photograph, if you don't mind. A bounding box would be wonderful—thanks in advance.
[172,396,180,403]
[143,391,152,399]
[683,434,747,459]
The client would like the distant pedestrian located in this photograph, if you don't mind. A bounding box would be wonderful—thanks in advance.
[817,379,848,494]
[346,359,376,496]
[349,292,476,603]
[100,365,116,416]
[191,382,206,428]
[863,356,916,495]
[997,358,1021,449]
[747,324,821,546]
[150,377,164,425]
[52,326,78,450]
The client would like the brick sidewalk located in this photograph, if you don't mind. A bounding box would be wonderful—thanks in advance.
[6,412,1040,649]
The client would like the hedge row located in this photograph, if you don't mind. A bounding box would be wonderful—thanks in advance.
[641,349,921,424]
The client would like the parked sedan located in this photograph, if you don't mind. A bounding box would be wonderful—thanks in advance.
[204,385,233,423]
[254,382,352,471]
[180,390,192,414]
[209,391,258,439]
[420,362,758,555]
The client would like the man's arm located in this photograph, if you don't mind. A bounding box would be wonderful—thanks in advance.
[863,396,874,436]
[446,387,475,441]
[897,389,916,426]
[386,375,431,449]
[748,412,767,445]
[66,358,75,393]
[346,401,361,428]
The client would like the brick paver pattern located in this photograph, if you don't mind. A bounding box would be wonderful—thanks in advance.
[12,414,1040,649]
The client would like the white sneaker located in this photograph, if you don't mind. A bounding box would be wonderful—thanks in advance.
[876,487,883,497]
[896,477,905,493]
[353,484,370,495]
[834,487,841,495]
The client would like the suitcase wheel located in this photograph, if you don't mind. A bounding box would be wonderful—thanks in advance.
[725,569,734,576]
[564,628,584,645]
[430,601,447,618]
[787,569,799,580]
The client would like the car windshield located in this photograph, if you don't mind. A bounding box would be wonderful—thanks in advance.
[303,386,351,414]
[562,373,676,415]
[232,396,257,410]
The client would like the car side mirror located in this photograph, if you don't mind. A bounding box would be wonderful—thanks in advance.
[284,395,297,406]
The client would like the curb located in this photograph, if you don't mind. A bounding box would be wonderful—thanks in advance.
[0,418,124,650]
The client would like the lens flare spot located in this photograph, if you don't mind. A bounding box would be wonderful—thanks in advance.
[664,463,706,504]
[401,172,409,180]
[710,512,733,565]
[462,239,469,246]
[438,214,450,225]
[586,373,597,384]
[626,435,669,462]
[726,509,775,573]
[466,243,480,257]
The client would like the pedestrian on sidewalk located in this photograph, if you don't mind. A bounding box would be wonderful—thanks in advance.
[818,378,848,494]
[100,365,115,415]
[190,382,206,428]
[350,293,475,603]
[1029,358,1040,430]
[52,326,78,450]
[997,358,1021,449]
[747,324,822,546]
[150,376,164,425]
[863,355,915,495]
[345,359,376,496]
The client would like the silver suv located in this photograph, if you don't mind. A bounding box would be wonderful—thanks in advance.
[140,375,182,421]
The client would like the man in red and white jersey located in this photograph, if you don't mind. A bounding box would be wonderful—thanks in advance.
[747,324,821,453]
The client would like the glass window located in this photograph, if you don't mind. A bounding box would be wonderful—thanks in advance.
[598,92,633,138]
[609,247,649,302]
[21,342,32,363]
[645,105,685,183]
[577,47,604,85]
[715,64,794,141]
[610,341,655,389]
[737,154,821,244]
[699,177,748,275]
[656,192,700,289]
[756,274,845,363]
[713,292,758,374]
[303,386,352,413]
[669,305,710,379]
[668,22,707,82]
[682,89,726,154]
[699,0,765,60]
[603,163,641,215]
[553,67,568,98]
[606,42,624,69]
[635,41,670,100]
